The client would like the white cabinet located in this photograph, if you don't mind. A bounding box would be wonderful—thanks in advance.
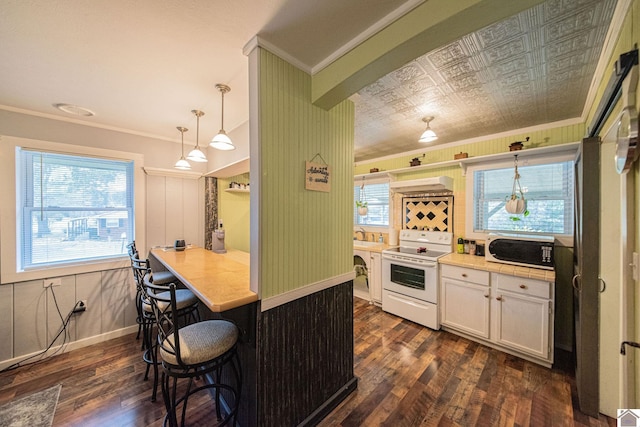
[441,265,490,338]
[440,265,554,367]
[492,273,553,361]
[369,252,382,304]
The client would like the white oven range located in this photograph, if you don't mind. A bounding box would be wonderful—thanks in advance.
[381,230,452,329]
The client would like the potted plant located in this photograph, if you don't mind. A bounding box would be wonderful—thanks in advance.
[356,200,368,216]
[505,193,527,214]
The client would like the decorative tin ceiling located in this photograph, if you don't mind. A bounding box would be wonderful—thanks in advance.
[353,0,618,162]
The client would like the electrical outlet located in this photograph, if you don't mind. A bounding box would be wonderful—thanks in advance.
[73,300,87,313]
[43,278,61,288]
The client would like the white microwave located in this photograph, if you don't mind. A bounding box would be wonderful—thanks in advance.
[485,233,554,270]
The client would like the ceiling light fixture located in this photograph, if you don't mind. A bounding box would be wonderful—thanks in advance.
[53,103,95,117]
[419,116,438,143]
[210,83,235,151]
[187,110,207,162]
[174,126,191,170]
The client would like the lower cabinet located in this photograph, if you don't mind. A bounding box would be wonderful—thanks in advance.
[441,266,490,338]
[369,252,382,304]
[440,265,554,367]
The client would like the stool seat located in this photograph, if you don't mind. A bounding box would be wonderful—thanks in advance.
[142,289,199,313]
[160,320,238,366]
[152,270,178,285]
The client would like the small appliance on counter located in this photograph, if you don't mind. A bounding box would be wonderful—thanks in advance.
[485,233,554,270]
[174,239,186,251]
[212,221,226,254]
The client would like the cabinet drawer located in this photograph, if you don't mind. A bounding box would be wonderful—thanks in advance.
[493,273,552,299]
[441,264,489,286]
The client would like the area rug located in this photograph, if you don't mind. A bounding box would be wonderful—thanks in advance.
[0,384,61,427]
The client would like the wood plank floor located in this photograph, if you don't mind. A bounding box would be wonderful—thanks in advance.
[0,297,615,426]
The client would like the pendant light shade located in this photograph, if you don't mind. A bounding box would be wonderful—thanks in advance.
[174,126,191,170]
[210,83,235,151]
[419,116,438,143]
[187,110,207,162]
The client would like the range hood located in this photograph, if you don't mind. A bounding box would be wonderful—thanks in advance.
[389,176,453,193]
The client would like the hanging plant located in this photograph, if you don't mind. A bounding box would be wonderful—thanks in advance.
[505,154,527,215]
[356,200,368,216]
[357,179,368,216]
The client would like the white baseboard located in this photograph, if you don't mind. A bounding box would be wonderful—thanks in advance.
[0,325,138,371]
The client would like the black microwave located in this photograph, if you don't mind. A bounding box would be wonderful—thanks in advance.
[485,233,554,270]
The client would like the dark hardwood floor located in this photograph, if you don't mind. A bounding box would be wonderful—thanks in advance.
[0,297,615,426]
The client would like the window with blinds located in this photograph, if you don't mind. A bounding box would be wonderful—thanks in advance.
[17,149,134,269]
[354,182,389,227]
[472,160,574,235]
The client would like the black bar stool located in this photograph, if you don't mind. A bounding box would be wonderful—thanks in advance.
[146,281,241,426]
[140,272,200,402]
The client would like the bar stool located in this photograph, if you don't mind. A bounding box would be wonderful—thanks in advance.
[146,281,241,427]
[141,272,200,402]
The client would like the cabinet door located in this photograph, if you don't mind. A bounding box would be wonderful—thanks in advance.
[369,252,382,303]
[441,277,490,338]
[494,291,550,360]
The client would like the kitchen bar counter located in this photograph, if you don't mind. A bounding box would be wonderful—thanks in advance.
[150,246,256,312]
[439,253,556,282]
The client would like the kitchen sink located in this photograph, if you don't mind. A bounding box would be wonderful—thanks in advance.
[353,240,381,247]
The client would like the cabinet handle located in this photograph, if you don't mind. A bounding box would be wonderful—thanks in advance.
[461,273,467,278]
[484,294,490,298]
[496,296,503,301]
[519,284,527,289]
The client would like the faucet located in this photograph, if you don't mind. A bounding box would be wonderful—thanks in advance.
[356,227,366,241]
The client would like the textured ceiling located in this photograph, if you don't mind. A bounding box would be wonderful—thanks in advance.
[0,0,620,164]
[353,0,617,162]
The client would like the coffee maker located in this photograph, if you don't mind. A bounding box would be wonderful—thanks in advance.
[212,221,226,254]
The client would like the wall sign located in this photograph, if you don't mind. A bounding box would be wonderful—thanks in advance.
[305,155,330,192]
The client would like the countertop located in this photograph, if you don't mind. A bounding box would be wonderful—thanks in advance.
[353,241,391,253]
[150,246,256,312]
[439,253,556,282]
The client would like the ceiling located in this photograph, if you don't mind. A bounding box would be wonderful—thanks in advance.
[0,0,619,163]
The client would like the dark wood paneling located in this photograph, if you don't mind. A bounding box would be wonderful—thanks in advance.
[257,281,356,426]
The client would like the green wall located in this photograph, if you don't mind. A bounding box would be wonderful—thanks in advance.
[218,173,250,253]
[255,49,355,299]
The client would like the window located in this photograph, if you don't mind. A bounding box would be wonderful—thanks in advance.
[468,156,574,237]
[354,181,389,227]
[17,149,134,270]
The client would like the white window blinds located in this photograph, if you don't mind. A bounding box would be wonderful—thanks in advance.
[17,149,134,269]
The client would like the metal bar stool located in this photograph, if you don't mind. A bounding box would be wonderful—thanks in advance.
[146,281,242,427]
[140,271,200,402]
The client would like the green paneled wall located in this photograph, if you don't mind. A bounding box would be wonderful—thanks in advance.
[354,122,585,177]
[257,49,355,299]
[218,173,250,253]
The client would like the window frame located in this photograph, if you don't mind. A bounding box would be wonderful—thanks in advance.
[465,151,575,246]
[0,136,145,284]
[354,176,390,231]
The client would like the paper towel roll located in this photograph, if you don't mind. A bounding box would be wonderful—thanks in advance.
[388,228,399,246]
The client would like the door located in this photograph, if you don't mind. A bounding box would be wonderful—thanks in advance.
[369,252,382,304]
[441,277,490,339]
[494,291,550,360]
[573,136,600,417]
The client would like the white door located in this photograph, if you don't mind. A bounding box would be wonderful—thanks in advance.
[494,291,550,360]
[441,277,490,339]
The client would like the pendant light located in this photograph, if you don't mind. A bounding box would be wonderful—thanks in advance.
[210,83,235,150]
[187,110,207,162]
[419,116,438,143]
[174,126,191,170]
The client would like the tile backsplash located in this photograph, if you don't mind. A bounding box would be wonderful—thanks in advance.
[402,195,453,232]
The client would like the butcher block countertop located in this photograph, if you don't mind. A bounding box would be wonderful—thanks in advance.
[150,246,256,312]
[439,253,556,282]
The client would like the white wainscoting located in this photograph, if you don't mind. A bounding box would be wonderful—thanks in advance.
[145,173,205,250]
[0,267,137,369]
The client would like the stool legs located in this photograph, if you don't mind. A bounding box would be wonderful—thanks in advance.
[160,349,242,427]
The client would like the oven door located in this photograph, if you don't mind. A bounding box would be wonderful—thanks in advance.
[382,255,438,303]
